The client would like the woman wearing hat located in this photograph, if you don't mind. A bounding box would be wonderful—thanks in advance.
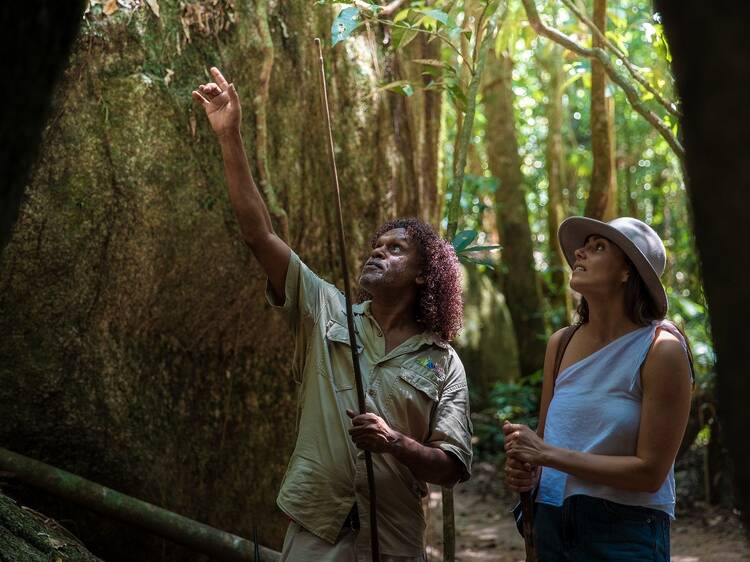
[503,217,693,561]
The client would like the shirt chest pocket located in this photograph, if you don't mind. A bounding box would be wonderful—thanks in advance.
[385,367,439,441]
[319,320,359,392]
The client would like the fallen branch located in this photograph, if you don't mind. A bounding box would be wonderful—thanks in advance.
[0,447,279,562]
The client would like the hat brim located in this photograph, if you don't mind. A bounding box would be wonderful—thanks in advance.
[558,216,668,316]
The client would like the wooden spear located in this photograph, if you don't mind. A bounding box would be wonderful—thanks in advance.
[521,491,537,562]
[314,37,381,562]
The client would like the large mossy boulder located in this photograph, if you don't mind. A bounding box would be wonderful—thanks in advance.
[455,265,521,409]
[0,2,407,559]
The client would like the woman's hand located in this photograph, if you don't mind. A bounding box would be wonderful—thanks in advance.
[504,421,549,465]
[504,456,540,492]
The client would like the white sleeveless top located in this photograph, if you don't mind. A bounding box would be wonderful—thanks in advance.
[536,321,690,518]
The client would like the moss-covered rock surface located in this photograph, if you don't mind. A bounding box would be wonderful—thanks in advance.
[0,2,402,559]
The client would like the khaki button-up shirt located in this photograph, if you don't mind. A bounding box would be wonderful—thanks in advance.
[267,252,473,557]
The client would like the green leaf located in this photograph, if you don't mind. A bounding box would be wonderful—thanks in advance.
[608,12,627,31]
[416,8,449,25]
[445,81,467,113]
[458,244,502,254]
[398,28,419,49]
[672,295,704,319]
[451,229,477,252]
[605,30,629,56]
[461,256,496,269]
[331,6,360,47]
[393,8,410,24]
[380,80,415,96]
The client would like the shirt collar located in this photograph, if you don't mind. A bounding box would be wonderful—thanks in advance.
[356,300,449,351]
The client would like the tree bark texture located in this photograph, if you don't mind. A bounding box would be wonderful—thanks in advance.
[541,46,572,327]
[603,97,618,221]
[584,0,617,220]
[0,2,436,559]
[655,0,750,532]
[418,33,444,225]
[368,28,443,224]
[484,53,548,378]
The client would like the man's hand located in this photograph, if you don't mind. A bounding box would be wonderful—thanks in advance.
[347,408,463,486]
[192,67,241,139]
[346,409,400,454]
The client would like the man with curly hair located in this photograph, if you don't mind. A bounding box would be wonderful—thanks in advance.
[193,67,472,562]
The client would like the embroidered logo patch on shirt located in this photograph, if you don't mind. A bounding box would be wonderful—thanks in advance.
[417,357,444,376]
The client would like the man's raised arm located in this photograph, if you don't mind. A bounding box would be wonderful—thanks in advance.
[192,67,290,300]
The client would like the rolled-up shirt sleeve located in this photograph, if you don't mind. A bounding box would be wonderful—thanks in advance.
[428,354,473,482]
[265,251,330,330]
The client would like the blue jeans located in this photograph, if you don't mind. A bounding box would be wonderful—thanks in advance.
[533,495,670,561]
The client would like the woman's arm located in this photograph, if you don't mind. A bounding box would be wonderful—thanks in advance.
[505,330,692,493]
[504,327,566,492]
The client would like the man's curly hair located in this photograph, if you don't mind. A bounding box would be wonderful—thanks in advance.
[358,217,463,342]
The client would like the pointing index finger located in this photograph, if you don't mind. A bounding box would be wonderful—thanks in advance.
[210,67,230,90]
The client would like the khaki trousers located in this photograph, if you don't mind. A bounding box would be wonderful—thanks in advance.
[280,521,427,562]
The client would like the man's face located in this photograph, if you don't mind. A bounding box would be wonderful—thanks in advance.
[359,228,424,296]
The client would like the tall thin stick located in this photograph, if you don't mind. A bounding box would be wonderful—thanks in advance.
[521,492,537,561]
[314,37,381,562]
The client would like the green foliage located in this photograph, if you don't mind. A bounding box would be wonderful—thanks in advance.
[331,6,361,46]
[321,0,714,475]
[320,0,496,108]
[451,229,502,269]
[451,229,478,252]
[472,373,542,459]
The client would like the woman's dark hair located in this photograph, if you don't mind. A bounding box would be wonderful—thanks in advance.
[357,217,463,342]
[575,253,695,379]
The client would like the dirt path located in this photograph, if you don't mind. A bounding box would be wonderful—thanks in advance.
[425,464,750,562]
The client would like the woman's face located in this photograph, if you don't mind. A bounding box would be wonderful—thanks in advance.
[569,235,630,297]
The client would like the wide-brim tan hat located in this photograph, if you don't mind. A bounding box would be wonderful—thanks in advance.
[558,216,668,316]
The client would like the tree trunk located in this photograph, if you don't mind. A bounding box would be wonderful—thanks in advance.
[603,97,618,221]
[418,33,443,225]
[384,50,421,217]
[656,0,750,531]
[484,52,548,378]
[0,2,431,560]
[542,46,572,327]
[584,0,617,220]
[377,26,444,224]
